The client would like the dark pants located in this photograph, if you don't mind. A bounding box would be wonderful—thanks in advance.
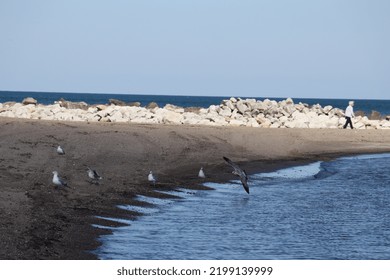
[343,117,353,129]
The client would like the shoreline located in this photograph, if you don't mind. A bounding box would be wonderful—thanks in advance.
[1,118,390,259]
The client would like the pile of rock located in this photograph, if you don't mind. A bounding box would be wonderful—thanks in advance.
[0,97,389,129]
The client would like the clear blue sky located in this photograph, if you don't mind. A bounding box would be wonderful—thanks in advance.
[0,0,389,99]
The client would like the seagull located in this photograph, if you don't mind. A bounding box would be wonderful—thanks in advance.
[198,167,206,178]
[148,171,156,186]
[52,171,68,187]
[223,156,249,194]
[87,167,102,182]
[57,146,65,155]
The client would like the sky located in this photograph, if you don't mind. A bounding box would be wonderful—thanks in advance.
[0,0,389,99]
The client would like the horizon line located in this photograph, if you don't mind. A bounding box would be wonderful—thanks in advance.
[0,89,389,101]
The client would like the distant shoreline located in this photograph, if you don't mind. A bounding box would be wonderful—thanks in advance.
[1,118,390,259]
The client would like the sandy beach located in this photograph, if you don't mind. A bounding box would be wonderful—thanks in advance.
[1,117,390,259]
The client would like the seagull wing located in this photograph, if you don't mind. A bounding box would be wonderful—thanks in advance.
[93,170,101,179]
[60,178,68,187]
[223,156,250,194]
[223,156,245,177]
[240,175,250,194]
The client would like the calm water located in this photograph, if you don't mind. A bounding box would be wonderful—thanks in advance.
[95,154,390,260]
[1,90,390,115]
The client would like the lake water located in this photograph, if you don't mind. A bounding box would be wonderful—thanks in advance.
[94,153,390,260]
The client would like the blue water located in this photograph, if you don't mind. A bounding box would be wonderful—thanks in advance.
[1,90,390,116]
[95,154,390,260]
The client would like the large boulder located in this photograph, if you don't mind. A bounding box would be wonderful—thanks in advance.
[109,99,127,106]
[369,110,381,120]
[218,107,232,117]
[229,119,246,126]
[126,102,139,107]
[162,110,183,124]
[380,120,390,128]
[236,101,249,115]
[224,100,235,110]
[146,102,159,109]
[164,104,185,113]
[285,97,294,105]
[22,97,38,105]
[56,98,88,110]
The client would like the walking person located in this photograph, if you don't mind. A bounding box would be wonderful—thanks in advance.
[343,101,355,129]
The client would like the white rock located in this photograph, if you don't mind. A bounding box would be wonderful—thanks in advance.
[87,107,97,114]
[306,111,318,119]
[262,99,272,106]
[380,120,390,128]
[323,105,333,114]
[365,120,380,129]
[236,101,249,115]
[258,118,272,128]
[182,112,202,125]
[230,109,240,119]
[246,118,260,127]
[210,116,228,126]
[292,111,310,122]
[96,104,107,111]
[285,98,294,105]
[229,97,237,103]
[308,115,331,128]
[225,100,235,110]
[279,116,289,124]
[229,119,246,126]
[108,110,123,122]
[130,117,147,123]
[354,121,365,129]
[252,101,267,112]
[197,119,213,126]
[283,105,295,116]
[279,109,290,117]
[218,107,232,117]
[198,108,208,115]
[208,105,219,114]
[163,111,183,124]
[164,104,185,113]
[255,115,269,124]
[12,103,23,109]
[325,116,340,128]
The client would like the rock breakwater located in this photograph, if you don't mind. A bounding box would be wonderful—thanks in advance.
[1,97,389,129]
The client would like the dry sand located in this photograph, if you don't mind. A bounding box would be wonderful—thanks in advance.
[1,117,390,259]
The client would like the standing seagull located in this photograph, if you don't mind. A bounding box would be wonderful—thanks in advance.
[57,146,65,155]
[87,167,102,184]
[148,171,156,186]
[223,156,249,194]
[198,167,206,178]
[52,171,68,187]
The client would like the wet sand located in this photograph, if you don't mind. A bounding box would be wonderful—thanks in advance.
[1,117,390,259]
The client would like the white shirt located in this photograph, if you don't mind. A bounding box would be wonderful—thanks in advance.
[345,105,355,118]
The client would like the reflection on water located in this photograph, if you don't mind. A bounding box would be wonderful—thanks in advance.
[94,154,390,260]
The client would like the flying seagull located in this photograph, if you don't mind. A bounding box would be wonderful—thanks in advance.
[198,167,206,178]
[57,146,65,155]
[87,167,103,183]
[223,156,249,194]
[52,171,68,187]
[148,171,156,186]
